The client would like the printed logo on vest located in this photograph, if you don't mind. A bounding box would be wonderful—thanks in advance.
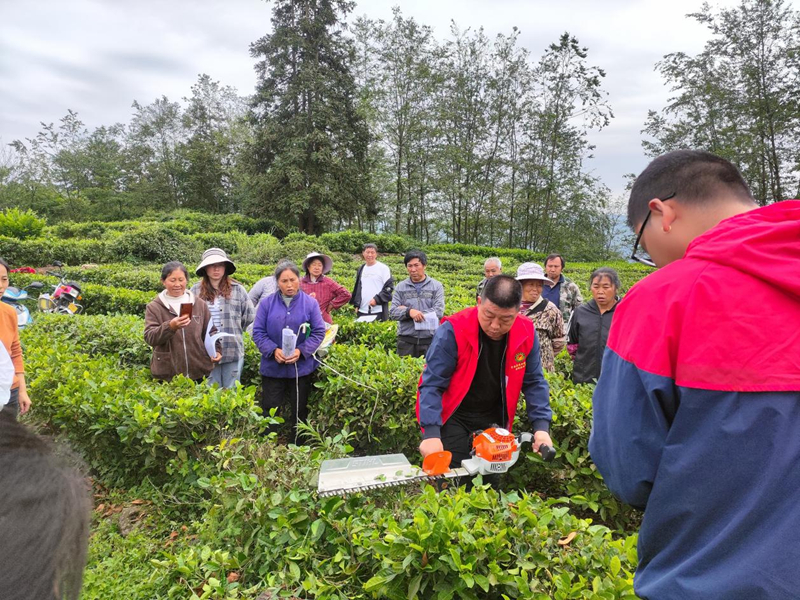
[515,352,525,363]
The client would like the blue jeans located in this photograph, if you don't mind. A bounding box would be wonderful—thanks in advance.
[207,357,244,389]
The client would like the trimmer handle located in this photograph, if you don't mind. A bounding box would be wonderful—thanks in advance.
[537,444,556,462]
[519,432,556,462]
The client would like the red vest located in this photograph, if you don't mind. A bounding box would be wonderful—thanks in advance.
[416,306,535,431]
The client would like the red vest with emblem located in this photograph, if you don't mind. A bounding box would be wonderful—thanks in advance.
[416,306,536,431]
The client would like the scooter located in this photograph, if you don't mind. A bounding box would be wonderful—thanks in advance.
[37,261,84,315]
[2,281,45,328]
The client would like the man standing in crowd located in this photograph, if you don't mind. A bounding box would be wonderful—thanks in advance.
[542,253,582,331]
[475,257,502,299]
[417,275,553,485]
[390,250,445,358]
[350,243,394,321]
[590,149,800,599]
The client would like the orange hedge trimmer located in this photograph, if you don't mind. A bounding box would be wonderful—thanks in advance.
[317,427,555,497]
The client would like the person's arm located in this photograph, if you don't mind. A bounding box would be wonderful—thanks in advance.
[9,327,30,415]
[389,286,409,321]
[251,299,278,358]
[375,272,394,305]
[144,302,176,347]
[240,287,256,331]
[349,265,363,307]
[417,323,458,451]
[327,278,352,311]
[433,281,445,319]
[570,281,584,310]
[522,331,552,438]
[589,348,677,509]
[297,300,326,357]
[551,308,566,355]
[248,279,264,307]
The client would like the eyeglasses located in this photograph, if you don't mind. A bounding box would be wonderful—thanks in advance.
[630,192,675,267]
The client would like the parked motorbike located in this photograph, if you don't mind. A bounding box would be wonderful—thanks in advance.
[2,281,45,327]
[37,261,85,315]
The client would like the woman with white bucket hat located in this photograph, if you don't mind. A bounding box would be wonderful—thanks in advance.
[516,262,565,372]
[191,248,255,389]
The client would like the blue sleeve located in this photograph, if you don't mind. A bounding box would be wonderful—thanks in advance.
[298,300,326,356]
[417,322,458,439]
[522,330,552,431]
[252,298,277,357]
[589,348,678,509]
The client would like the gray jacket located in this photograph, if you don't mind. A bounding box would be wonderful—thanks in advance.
[389,276,445,340]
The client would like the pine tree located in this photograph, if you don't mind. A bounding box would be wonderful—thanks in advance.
[247,0,370,234]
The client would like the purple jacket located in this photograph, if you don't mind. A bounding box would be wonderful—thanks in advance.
[251,291,326,378]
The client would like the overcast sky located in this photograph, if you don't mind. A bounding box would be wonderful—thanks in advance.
[1,0,753,196]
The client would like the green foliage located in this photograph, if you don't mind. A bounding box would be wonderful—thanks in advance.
[320,230,419,254]
[178,438,638,599]
[22,331,265,488]
[108,223,202,264]
[0,207,46,239]
[426,243,547,264]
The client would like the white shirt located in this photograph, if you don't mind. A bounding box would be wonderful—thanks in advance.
[0,343,14,407]
[359,262,391,314]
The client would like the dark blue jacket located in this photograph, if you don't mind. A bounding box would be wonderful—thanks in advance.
[590,201,800,599]
[251,291,325,378]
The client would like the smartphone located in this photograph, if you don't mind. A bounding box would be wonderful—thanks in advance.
[179,303,193,318]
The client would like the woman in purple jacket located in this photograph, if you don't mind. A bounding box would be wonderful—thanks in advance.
[251,261,325,442]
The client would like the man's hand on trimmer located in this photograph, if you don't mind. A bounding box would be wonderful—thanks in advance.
[419,437,444,458]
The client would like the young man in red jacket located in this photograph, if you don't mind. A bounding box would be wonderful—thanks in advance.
[417,275,553,479]
[590,149,800,599]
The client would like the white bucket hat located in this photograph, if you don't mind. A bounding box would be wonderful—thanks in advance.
[516,262,555,287]
[302,252,333,275]
[196,247,236,277]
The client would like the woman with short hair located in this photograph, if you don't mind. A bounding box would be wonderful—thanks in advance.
[516,262,565,372]
[144,261,221,382]
[567,267,621,384]
[251,261,325,442]
[191,248,255,388]
[300,252,351,325]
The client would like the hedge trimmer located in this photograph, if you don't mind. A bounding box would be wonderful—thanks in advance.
[317,427,555,497]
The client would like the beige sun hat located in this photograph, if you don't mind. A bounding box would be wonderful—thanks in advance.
[516,262,555,287]
[302,252,333,275]
[196,247,236,277]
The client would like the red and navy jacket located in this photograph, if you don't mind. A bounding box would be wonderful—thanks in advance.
[590,201,800,600]
[416,306,551,439]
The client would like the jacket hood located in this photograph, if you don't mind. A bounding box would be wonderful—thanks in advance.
[686,200,800,300]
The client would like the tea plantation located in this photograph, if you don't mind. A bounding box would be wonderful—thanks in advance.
[14,222,650,599]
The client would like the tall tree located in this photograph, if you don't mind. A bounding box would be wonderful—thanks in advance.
[643,0,800,203]
[247,0,370,234]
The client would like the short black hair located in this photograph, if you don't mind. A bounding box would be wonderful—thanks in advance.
[161,261,188,281]
[545,254,565,269]
[590,267,621,290]
[363,243,378,252]
[404,249,427,266]
[481,274,522,309]
[0,412,91,600]
[628,150,754,229]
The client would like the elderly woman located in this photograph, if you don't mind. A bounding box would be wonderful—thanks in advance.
[567,267,621,384]
[144,261,221,382]
[300,252,352,324]
[251,261,326,442]
[191,248,255,389]
[516,262,565,372]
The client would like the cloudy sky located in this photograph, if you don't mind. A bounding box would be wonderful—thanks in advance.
[1,0,750,196]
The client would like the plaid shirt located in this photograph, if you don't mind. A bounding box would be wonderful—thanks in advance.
[300,275,352,324]
[190,282,255,362]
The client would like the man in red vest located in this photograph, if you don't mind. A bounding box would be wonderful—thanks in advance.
[417,274,553,479]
